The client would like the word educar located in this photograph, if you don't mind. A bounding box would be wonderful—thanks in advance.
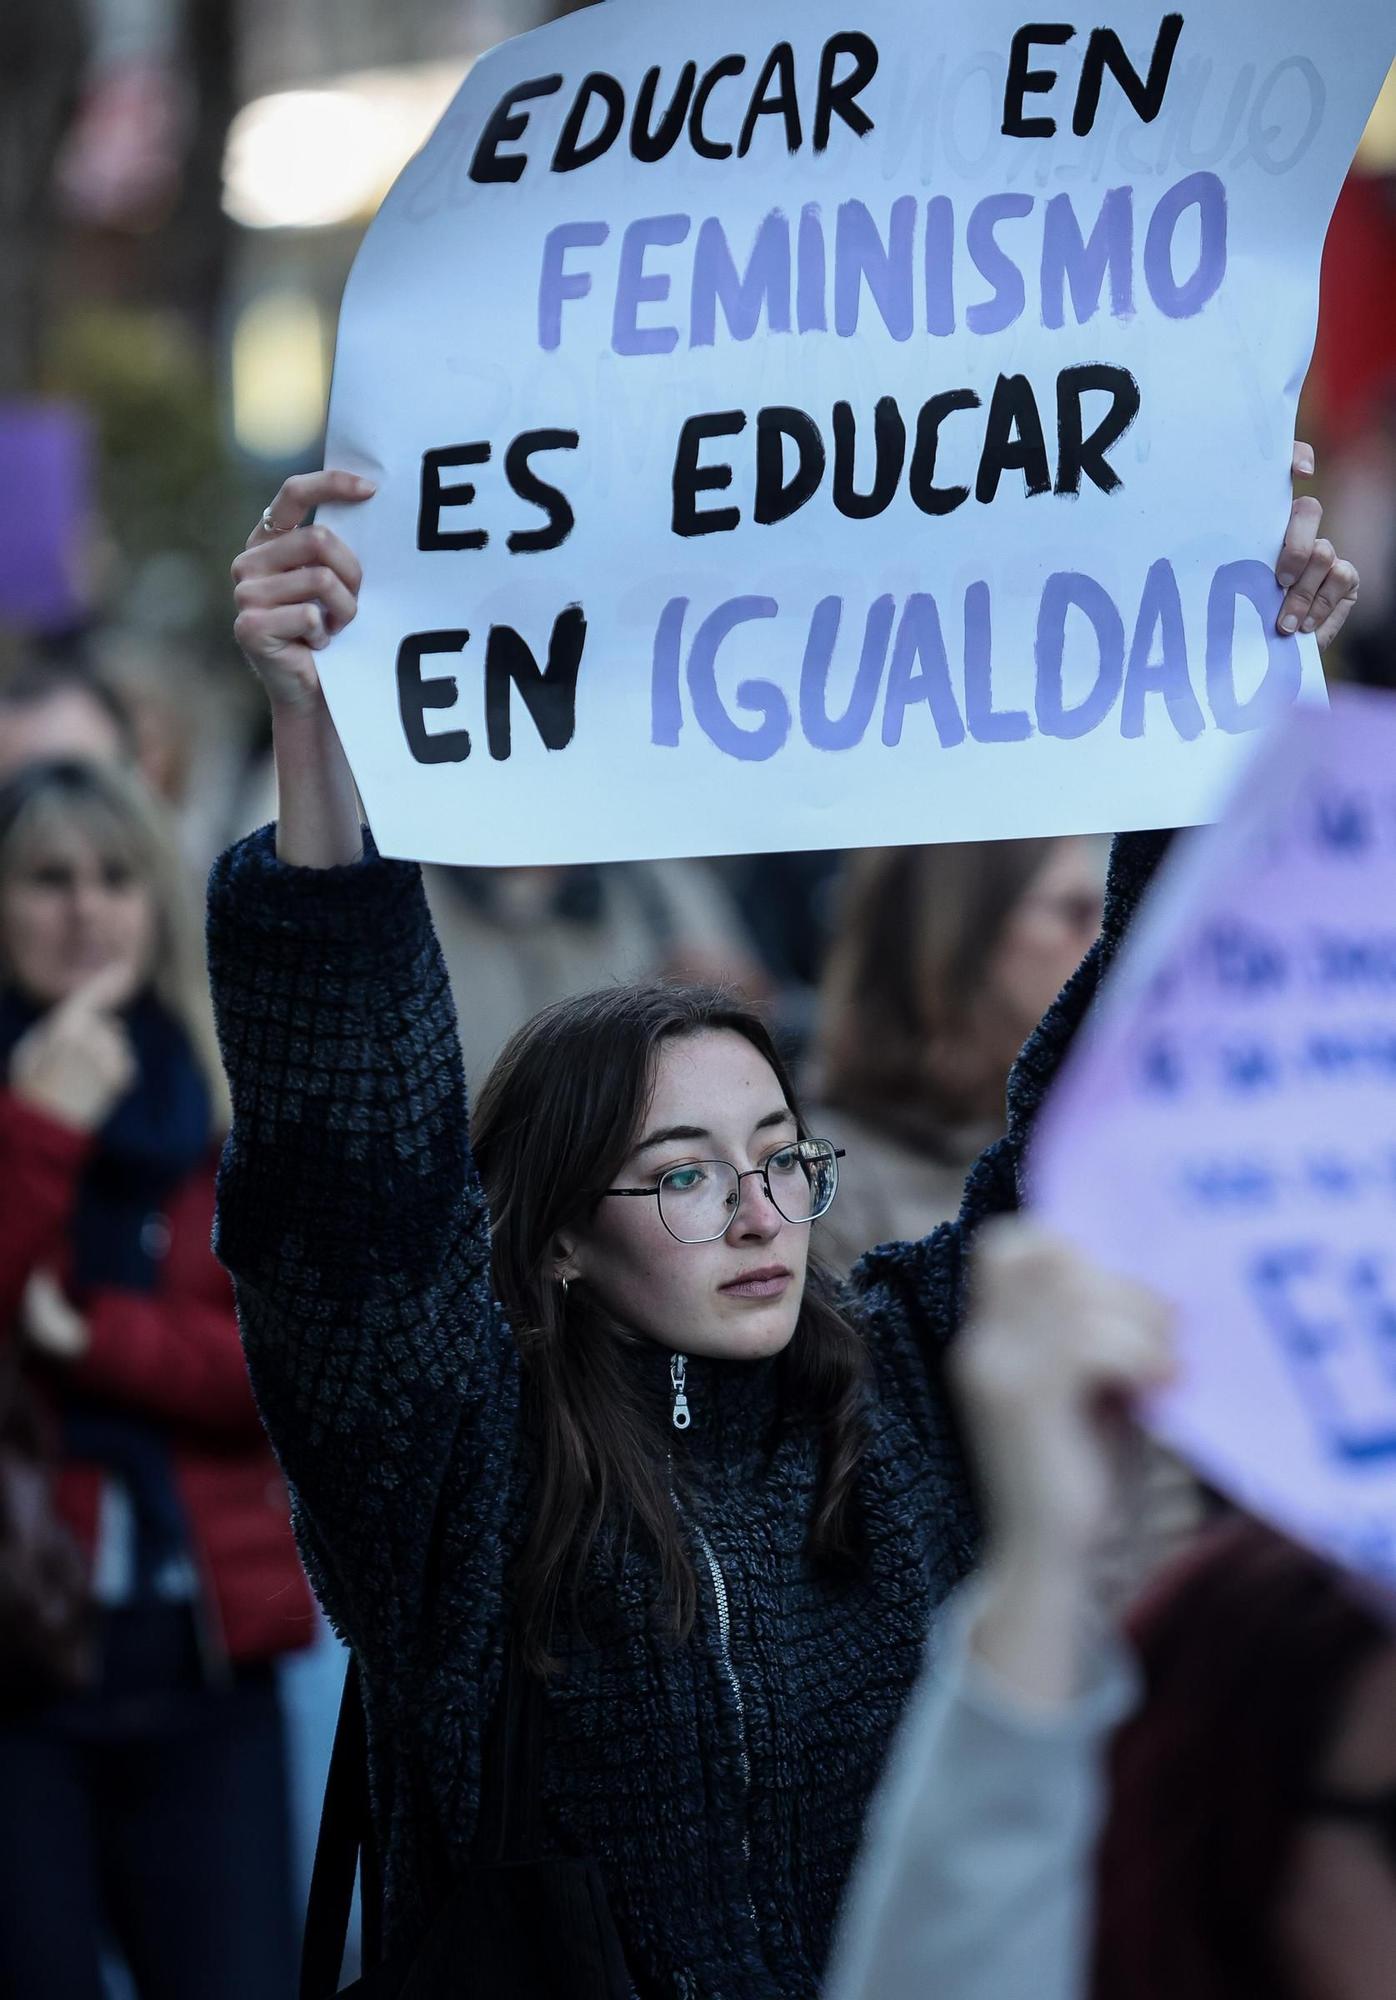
[671,368,1140,536]
[469,32,879,182]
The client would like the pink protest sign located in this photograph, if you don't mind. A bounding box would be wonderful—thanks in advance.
[1032,688,1396,1590]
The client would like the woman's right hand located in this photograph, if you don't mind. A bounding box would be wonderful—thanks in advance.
[231,469,375,714]
[9,965,137,1133]
[957,1219,1176,1566]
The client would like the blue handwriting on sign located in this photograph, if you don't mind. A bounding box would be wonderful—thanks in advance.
[1179,1157,1277,1210]
[1250,1245,1396,1463]
[1195,920,1289,996]
[1218,1040,1282,1094]
[1310,932,1396,995]
[1137,1033,1186,1097]
[1300,1030,1396,1085]
[1308,785,1375,856]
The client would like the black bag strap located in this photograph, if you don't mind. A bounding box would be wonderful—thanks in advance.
[300,1654,376,1999]
[300,1640,539,1999]
[487,1634,544,1863]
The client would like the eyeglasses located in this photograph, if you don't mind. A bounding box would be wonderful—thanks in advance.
[602,1140,844,1245]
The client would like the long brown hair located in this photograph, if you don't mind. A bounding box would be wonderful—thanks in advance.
[472,983,868,1676]
[818,839,1058,1140]
[1092,1516,1391,1999]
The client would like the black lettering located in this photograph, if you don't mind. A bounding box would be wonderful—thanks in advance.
[689,56,747,161]
[832,397,906,520]
[1074,15,1184,137]
[469,75,563,183]
[976,374,1052,502]
[754,406,826,525]
[813,31,880,150]
[631,62,697,162]
[504,429,579,552]
[1002,24,1075,139]
[1055,363,1141,495]
[672,409,747,537]
[551,71,626,172]
[484,605,587,760]
[397,631,473,764]
[738,43,803,157]
[909,389,981,515]
[418,443,490,552]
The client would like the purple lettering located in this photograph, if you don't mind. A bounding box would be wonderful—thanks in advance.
[687,596,789,760]
[1035,572,1125,738]
[834,197,917,341]
[1144,171,1227,319]
[690,211,792,347]
[612,213,691,357]
[1121,558,1203,740]
[799,595,894,750]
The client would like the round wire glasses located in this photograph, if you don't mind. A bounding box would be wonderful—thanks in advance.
[602,1140,844,1245]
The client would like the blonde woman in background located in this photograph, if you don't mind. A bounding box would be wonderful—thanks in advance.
[0,758,313,2000]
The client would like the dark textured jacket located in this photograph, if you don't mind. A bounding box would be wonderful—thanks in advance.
[207,825,1164,2000]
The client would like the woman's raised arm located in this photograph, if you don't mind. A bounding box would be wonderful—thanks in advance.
[212,475,521,1665]
[231,467,373,868]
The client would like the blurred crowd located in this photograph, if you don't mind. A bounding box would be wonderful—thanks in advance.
[1,1,1395,1997]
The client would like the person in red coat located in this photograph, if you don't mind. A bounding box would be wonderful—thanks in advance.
[0,754,315,2000]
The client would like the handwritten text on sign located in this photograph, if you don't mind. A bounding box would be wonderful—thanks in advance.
[320,1,1392,865]
[1033,691,1396,1593]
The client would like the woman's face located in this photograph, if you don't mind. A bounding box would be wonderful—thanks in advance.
[983,836,1108,1041]
[0,820,156,1009]
[1276,1642,1396,1997]
[565,1029,813,1364]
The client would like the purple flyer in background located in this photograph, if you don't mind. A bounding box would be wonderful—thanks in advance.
[1032,689,1396,1593]
[0,400,94,632]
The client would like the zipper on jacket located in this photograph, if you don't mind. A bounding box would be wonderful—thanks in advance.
[688,1517,751,1807]
[668,1424,761,1943]
[682,1500,760,1934]
[671,1352,691,1430]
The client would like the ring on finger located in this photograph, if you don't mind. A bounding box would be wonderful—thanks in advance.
[260,506,297,535]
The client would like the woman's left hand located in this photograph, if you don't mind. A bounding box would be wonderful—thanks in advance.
[20,1271,90,1361]
[951,1220,1175,1705]
[1277,441,1359,650]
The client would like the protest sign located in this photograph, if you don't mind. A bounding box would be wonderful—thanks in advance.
[319,1,1392,866]
[1032,689,1396,1591]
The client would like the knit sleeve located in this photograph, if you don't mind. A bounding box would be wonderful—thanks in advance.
[206,825,520,1663]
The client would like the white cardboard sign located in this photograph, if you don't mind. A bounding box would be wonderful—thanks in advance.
[1033,691,1396,1592]
[319,1,1393,865]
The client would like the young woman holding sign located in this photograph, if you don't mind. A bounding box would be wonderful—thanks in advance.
[216,460,1356,2000]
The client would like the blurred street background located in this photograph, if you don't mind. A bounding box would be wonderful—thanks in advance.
[1,5,1394,1994]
